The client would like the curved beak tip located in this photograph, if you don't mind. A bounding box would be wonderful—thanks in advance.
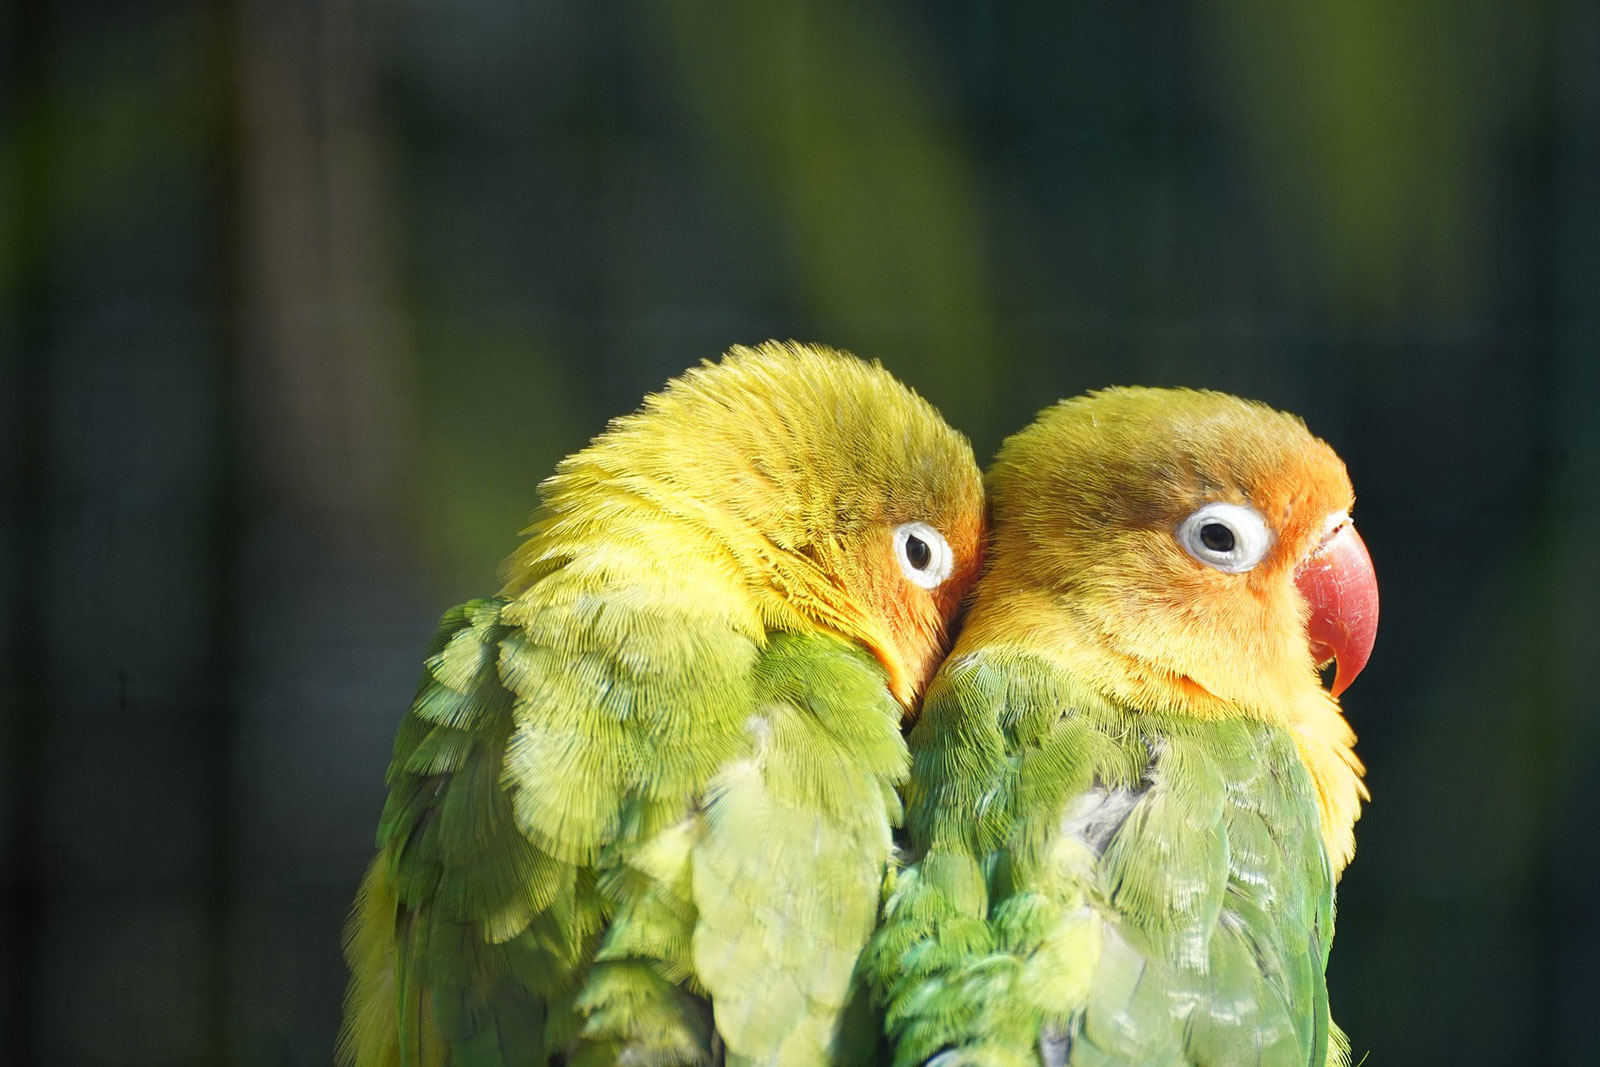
[877,641,929,714]
[888,672,918,712]
[1295,522,1379,699]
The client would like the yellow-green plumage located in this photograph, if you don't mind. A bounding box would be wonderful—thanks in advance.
[869,388,1368,1067]
[340,343,984,1067]
[871,655,1342,1067]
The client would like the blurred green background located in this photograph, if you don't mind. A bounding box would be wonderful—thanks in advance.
[2,0,1597,1063]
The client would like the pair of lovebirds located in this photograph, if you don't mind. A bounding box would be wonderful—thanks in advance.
[340,341,1379,1067]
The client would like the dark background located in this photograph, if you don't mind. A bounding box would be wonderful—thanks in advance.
[2,1,1596,1063]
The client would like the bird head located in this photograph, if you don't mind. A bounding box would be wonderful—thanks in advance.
[966,386,1378,722]
[512,342,985,711]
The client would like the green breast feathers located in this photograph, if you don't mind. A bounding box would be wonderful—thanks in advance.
[869,650,1345,1067]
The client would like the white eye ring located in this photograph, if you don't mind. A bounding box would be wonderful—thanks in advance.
[893,522,954,589]
[1177,502,1274,574]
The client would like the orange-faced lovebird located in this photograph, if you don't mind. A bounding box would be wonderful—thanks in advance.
[870,388,1379,1067]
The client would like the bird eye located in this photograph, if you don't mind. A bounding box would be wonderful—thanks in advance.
[1199,522,1234,553]
[893,521,954,589]
[1177,503,1273,574]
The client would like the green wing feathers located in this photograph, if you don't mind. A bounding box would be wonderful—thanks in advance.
[342,595,910,1066]
[869,651,1342,1067]
[690,634,909,1066]
[340,598,596,1067]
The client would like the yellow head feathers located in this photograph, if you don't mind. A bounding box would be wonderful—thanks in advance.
[503,341,985,707]
[970,387,1354,716]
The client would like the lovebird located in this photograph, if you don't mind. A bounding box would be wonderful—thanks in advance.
[869,388,1379,1067]
[339,342,985,1067]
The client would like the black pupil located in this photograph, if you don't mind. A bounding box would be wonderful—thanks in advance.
[905,534,932,570]
[1200,522,1235,553]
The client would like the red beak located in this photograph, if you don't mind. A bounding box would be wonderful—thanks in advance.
[1294,520,1379,697]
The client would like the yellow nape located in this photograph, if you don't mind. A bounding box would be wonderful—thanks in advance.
[965,386,1367,871]
[496,341,984,707]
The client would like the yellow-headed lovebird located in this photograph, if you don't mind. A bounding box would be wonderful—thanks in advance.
[868,388,1379,1067]
[339,342,985,1067]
